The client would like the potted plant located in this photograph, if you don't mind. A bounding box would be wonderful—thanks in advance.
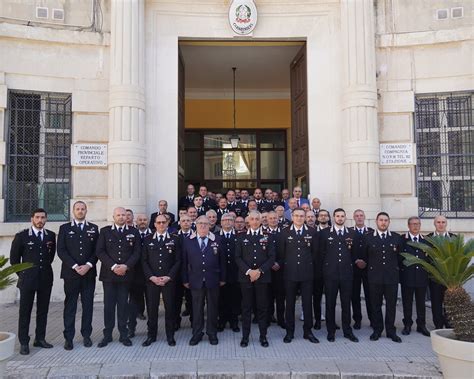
[0,255,33,375]
[402,235,474,379]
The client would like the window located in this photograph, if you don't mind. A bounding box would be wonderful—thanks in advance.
[415,92,474,218]
[6,91,72,221]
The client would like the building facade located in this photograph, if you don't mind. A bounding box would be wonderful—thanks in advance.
[0,0,472,302]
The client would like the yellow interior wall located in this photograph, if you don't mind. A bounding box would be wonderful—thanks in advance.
[185,99,291,129]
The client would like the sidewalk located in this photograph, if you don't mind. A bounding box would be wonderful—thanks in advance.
[2,301,442,378]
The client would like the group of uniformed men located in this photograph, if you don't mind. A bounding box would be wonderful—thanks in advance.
[10,184,453,354]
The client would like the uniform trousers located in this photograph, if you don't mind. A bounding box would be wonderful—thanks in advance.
[369,283,398,336]
[102,282,130,340]
[191,285,219,339]
[429,280,447,329]
[241,282,269,338]
[218,282,241,327]
[325,279,352,334]
[146,282,176,339]
[285,280,313,335]
[18,286,52,345]
[63,278,95,341]
[352,271,372,325]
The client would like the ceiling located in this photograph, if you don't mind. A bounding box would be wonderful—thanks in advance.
[180,42,304,94]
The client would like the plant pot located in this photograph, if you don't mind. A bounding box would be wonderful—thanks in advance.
[0,332,15,377]
[431,329,474,379]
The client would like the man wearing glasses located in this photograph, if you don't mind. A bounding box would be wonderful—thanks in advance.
[182,216,226,346]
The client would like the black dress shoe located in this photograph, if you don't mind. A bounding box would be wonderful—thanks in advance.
[217,325,225,332]
[231,325,240,333]
[313,321,321,330]
[344,333,359,342]
[304,333,319,343]
[175,321,181,331]
[353,321,361,330]
[167,338,176,346]
[417,326,430,337]
[252,317,258,324]
[97,338,111,348]
[83,336,92,347]
[283,334,293,343]
[19,345,29,355]
[240,338,249,347]
[388,334,402,343]
[369,332,380,341]
[128,330,135,338]
[137,313,146,320]
[335,324,340,330]
[64,340,73,350]
[142,337,156,347]
[402,325,411,335]
[209,336,219,345]
[182,309,190,317]
[189,333,203,346]
[327,333,335,342]
[120,338,133,346]
[259,336,269,347]
[33,339,53,348]
[270,316,277,323]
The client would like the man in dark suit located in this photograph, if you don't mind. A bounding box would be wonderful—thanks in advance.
[427,215,456,329]
[216,198,229,225]
[193,195,208,216]
[57,201,99,350]
[362,212,403,342]
[127,213,152,337]
[235,210,275,348]
[178,183,195,209]
[141,214,182,347]
[349,209,374,330]
[10,208,56,355]
[149,200,175,230]
[96,207,141,347]
[278,208,319,344]
[266,211,286,328]
[217,213,241,332]
[292,186,310,208]
[400,216,430,337]
[199,185,217,211]
[182,215,226,346]
[319,208,360,342]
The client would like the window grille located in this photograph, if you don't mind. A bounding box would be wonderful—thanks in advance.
[6,91,72,221]
[415,92,473,218]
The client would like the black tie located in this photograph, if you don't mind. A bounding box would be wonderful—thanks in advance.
[37,231,42,241]
[297,230,301,236]
[338,230,342,237]
[358,228,363,235]
[226,233,230,239]
[141,232,146,240]
[254,232,257,237]
[381,233,386,240]
[77,223,83,231]
[159,235,164,243]
[118,227,123,234]
[200,238,206,251]
[413,236,418,242]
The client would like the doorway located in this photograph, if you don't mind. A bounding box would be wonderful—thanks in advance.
[178,41,308,196]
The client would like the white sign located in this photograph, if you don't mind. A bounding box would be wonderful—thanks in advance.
[72,144,108,167]
[380,143,415,165]
[228,0,258,36]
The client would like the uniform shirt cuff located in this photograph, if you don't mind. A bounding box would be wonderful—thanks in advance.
[72,264,78,270]
[245,269,251,275]
[111,264,117,271]
[86,262,93,268]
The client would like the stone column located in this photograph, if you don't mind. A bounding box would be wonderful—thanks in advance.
[341,0,381,219]
[108,0,146,218]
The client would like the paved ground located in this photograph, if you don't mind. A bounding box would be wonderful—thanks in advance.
[2,300,442,378]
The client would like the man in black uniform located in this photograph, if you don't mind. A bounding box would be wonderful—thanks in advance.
[400,216,430,337]
[349,209,373,330]
[427,215,456,329]
[10,208,56,355]
[96,207,141,347]
[199,185,217,210]
[362,212,403,342]
[278,208,319,344]
[217,213,241,332]
[57,201,99,350]
[149,200,175,230]
[319,208,359,342]
[141,214,182,346]
[235,210,275,348]
[127,213,151,337]
[182,215,226,346]
[178,183,195,209]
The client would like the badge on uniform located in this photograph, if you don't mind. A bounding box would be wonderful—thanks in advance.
[87,229,96,234]
[211,242,219,255]
[345,237,353,250]
[27,241,34,245]
[328,237,334,241]
[165,241,175,253]
[288,236,293,240]
[259,237,268,250]
[68,231,75,235]
[304,235,312,247]
[148,242,155,246]
[243,238,249,243]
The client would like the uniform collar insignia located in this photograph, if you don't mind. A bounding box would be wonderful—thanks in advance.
[27,241,34,245]
[68,231,75,234]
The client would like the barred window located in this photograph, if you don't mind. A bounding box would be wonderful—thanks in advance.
[6,91,72,221]
[415,92,474,218]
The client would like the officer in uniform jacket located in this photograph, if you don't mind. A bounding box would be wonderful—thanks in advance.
[10,217,56,354]
[96,222,141,346]
[174,227,193,329]
[349,225,374,329]
[266,226,285,328]
[400,232,430,336]
[57,218,99,348]
[278,219,319,343]
[235,221,275,347]
[228,201,247,218]
[426,230,456,329]
[141,227,181,346]
[217,225,241,332]
[362,227,403,341]
[181,223,227,345]
[319,223,360,341]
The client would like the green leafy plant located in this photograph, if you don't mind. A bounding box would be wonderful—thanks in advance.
[0,255,33,291]
[402,235,474,342]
